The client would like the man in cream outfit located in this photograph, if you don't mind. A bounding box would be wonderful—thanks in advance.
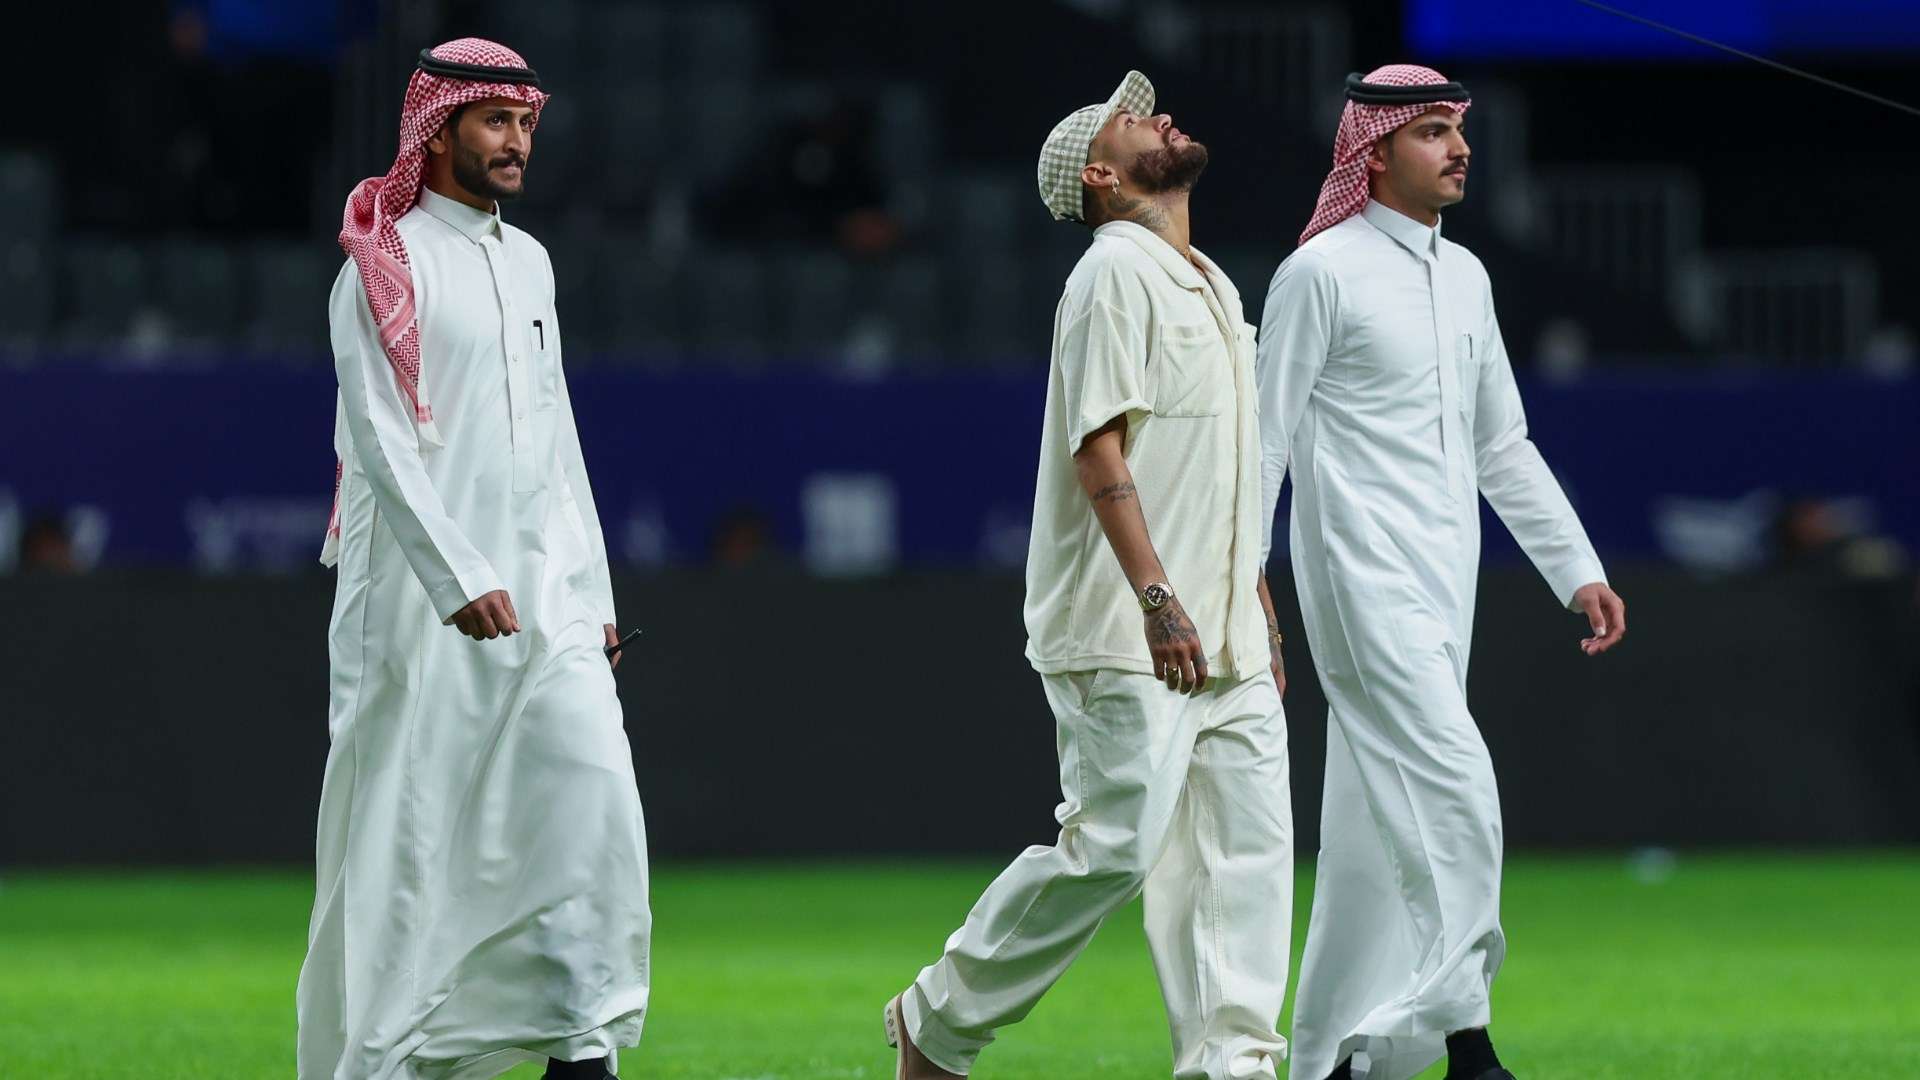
[884,71,1294,1080]
[1258,66,1627,1080]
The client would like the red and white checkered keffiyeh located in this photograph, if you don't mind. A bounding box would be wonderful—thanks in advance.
[1298,64,1468,246]
[323,38,549,560]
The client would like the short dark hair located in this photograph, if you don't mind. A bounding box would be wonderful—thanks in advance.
[444,103,471,132]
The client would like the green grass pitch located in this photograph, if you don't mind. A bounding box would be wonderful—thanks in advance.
[3,854,1916,1078]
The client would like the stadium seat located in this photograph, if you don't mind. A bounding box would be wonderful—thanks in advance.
[948,172,1025,256]
[675,3,763,82]
[247,245,337,355]
[684,81,760,184]
[597,235,684,361]
[59,243,147,347]
[155,243,245,345]
[484,0,584,87]
[0,242,55,350]
[593,83,670,211]
[776,249,854,357]
[874,86,935,186]
[586,4,670,83]
[848,256,944,368]
[683,248,770,362]
[0,152,59,245]
[955,254,1030,364]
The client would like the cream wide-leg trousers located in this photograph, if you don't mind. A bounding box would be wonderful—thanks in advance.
[904,669,1294,1079]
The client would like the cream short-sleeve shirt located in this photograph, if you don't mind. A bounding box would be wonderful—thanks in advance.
[1023,221,1269,680]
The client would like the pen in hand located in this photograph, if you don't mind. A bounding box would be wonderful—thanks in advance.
[604,627,643,661]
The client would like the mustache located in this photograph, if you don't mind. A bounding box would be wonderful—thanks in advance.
[1442,161,1468,176]
[490,153,525,169]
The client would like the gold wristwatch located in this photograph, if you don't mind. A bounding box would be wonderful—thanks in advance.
[1139,582,1174,611]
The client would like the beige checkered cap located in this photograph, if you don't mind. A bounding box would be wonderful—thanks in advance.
[1037,70,1156,222]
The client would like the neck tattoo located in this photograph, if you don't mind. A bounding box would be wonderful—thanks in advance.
[1108,193,1170,236]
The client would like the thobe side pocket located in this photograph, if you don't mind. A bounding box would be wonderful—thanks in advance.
[1455,332,1478,420]
[1238,322,1260,415]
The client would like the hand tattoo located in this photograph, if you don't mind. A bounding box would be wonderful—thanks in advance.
[1091,481,1136,505]
[1146,599,1198,646]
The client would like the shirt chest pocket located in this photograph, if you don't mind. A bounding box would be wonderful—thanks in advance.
[1151,321,1231,418]
[1455,331,1478,419]
[531,315,560,412]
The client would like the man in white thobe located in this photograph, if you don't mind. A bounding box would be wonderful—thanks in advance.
[297,40,648,1080]
[885,71,1293,1080]
[1258,66,1627,1080]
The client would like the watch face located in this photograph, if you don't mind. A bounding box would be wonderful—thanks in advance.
[1143,584,1171,609]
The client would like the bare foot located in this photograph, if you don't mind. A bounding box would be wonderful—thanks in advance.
[884,994,964,1079]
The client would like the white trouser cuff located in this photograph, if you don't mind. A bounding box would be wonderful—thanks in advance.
[904,981,980,1075]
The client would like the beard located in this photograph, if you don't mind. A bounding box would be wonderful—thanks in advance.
[450,139,526,202]
[1126,139,1209,194]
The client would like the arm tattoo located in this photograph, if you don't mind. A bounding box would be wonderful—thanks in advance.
[1091,481,1137,505]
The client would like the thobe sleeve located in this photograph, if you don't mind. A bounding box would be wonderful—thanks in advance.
[1470,281,1608,611]
[330,262,504,623]
[1255,249,1336,563]
[550,309,618,628]
[1057,294,1153,456]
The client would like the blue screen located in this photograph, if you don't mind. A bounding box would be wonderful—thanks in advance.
[1408,1,1920,60]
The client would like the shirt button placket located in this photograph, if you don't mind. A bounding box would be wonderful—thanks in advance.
[484,242,531,460]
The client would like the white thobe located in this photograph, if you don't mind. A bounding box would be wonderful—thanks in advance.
[1256,201,1605,1080]
[906,222,1292,1080]
[297,188,650,1080]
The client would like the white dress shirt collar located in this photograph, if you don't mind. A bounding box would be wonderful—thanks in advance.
[1361,198,1441,260]
[418,186,503,244]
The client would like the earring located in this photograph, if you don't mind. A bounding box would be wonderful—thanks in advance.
[1111,179,1121,192]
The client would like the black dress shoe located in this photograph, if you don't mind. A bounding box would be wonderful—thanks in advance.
[542,1060,614,1080]
[1452,1069,1515,1080]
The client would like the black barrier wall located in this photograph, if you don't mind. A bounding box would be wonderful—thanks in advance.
[2,567,1916,865]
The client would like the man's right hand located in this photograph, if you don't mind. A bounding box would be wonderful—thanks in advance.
[451,590,520,640]
[1145,598,1208,695]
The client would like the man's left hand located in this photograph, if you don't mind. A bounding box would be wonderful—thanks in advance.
[1572,582,1626,656]
[604,624,622,669]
